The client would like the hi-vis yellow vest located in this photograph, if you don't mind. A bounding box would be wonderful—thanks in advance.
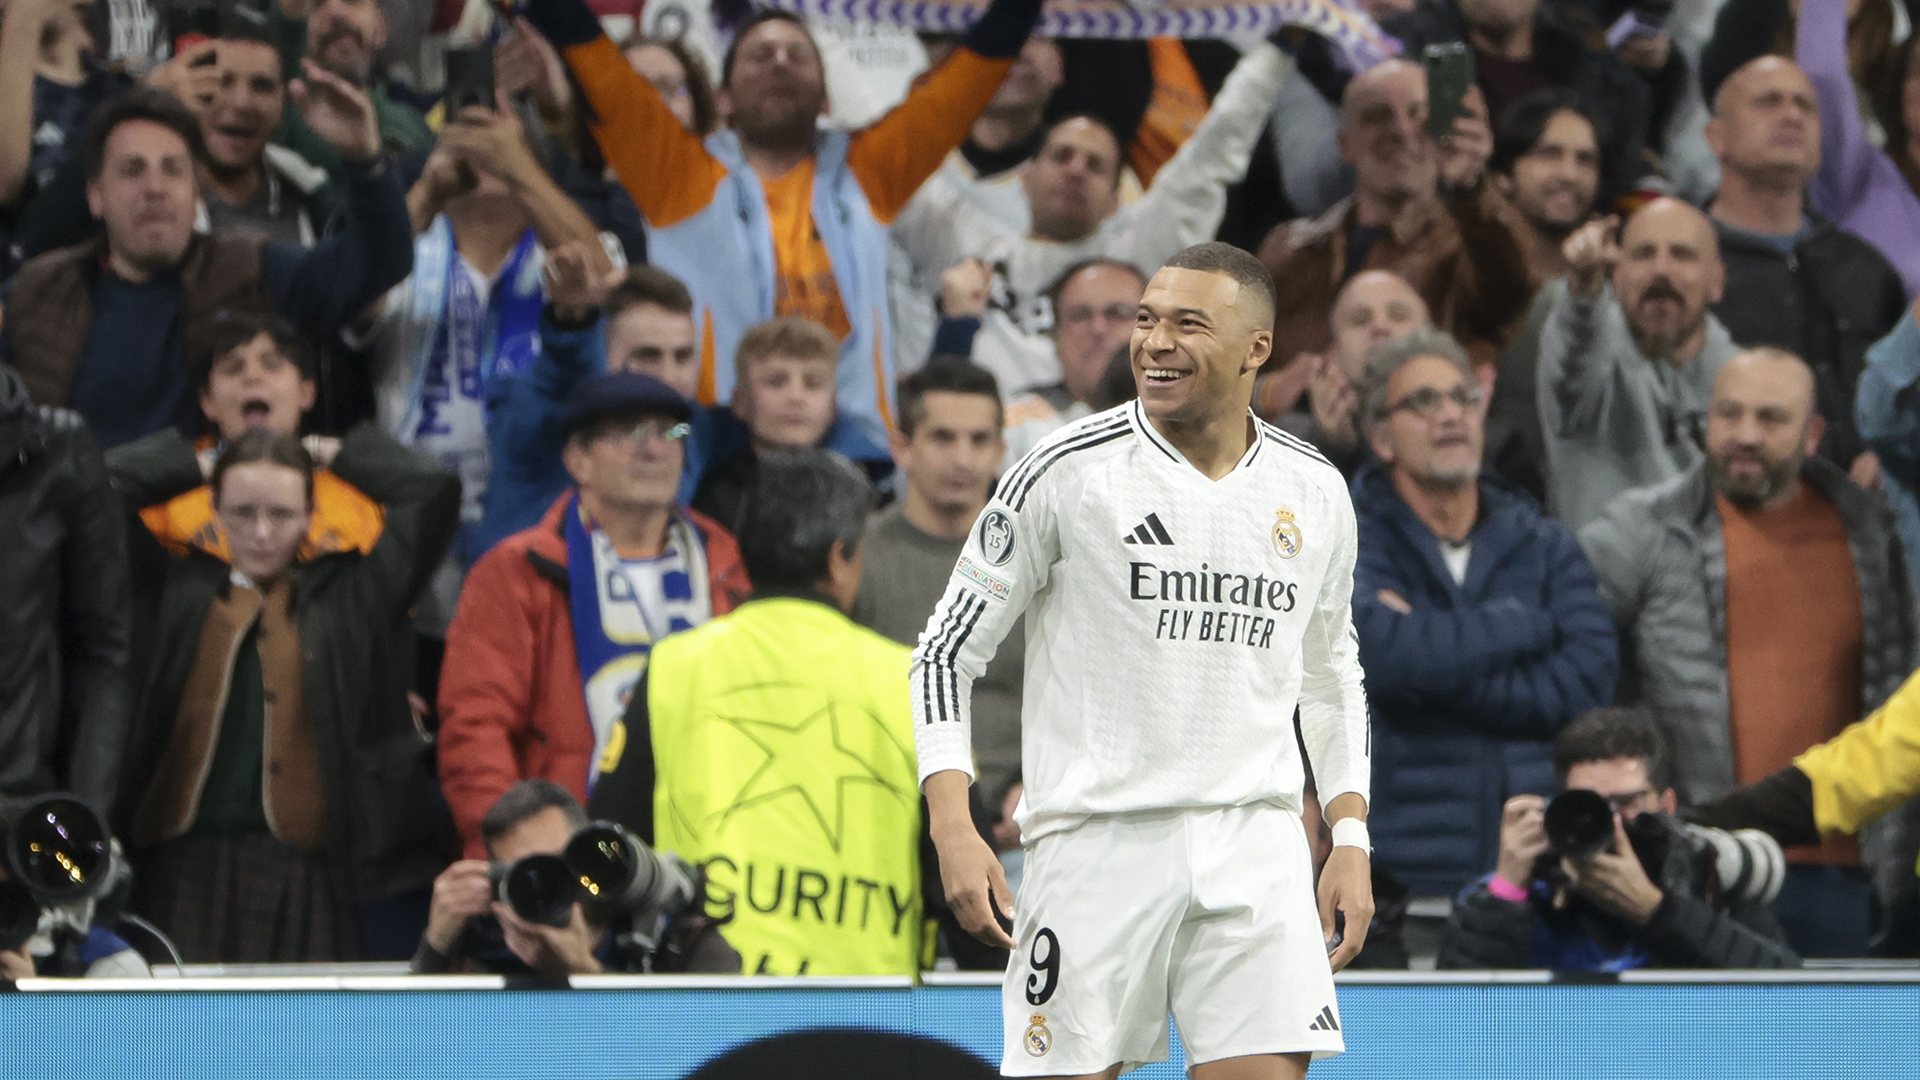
[646,597,922,975]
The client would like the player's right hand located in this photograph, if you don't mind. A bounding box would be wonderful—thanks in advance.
[932,823,1017,950]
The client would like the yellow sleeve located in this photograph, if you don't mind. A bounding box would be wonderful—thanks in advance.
[1795,667,1920,835]
[847,48,1015,225]
[561,36,729,228]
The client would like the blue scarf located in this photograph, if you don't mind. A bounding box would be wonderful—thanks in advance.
[564,494,714,787]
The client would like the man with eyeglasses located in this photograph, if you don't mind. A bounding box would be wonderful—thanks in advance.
[996,258,1146,467]
[436,371,750,858]
[1438,708,1799,970]
[1350,326,1618,910]
[1536,197,1738,529]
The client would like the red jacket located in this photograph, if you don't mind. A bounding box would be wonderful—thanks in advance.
[437,493,750,856]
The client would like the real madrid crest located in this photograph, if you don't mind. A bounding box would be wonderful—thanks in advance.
[1024,1013,1053,1056]
[1271,507,1304,559]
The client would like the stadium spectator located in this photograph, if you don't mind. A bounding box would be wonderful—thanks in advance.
[1537,199,1739,528]
[1798,0,1920,296]
[852,360,1020,824]
[0,365,129,819]
[1438,708,1800,970]
[949,258,1146,465]
[693,317,841,532]
[270,0,433,174]
[1580,347,1919,957]
[621,36,718,136]
[1379,0,1660,207]
[361,94,616,640]
[905,34,1064,235]
[1858,295,1920,595]
[1277,269,1431,479]
[0,794,149,979]
[0,84,413,449]
[589,450,925,976]
[413,779,740,976]
[0,0,128,278]
[1479,89,1603,504]
[110,428,458,962]
[437,371,749,858]
[1256,57,1534,417]
[1352,327,1618,900]
[1705,55,1905,485]
[189,28,339,245]
[523,0,1048,466]
[1489,89,1603,281]
[892,42,1290,399]
[476,253,711,556]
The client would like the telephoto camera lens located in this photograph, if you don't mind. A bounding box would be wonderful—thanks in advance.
[1543,789,1616,861]
[0,880,39,954]
[564,821,695,922]
[6,795,112,902]
[1685,825,1787,904]
[499,853,577,928]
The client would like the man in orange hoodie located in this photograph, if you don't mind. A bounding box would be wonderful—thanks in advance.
[437,371,750,857]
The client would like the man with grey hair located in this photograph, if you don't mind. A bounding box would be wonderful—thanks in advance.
[1579,347,1918,958]
[1352,326,1618,901]
[587,449,929,977]
[1537,198,1740,528]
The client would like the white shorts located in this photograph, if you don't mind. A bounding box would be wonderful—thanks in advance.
[1000,803,1343,1077]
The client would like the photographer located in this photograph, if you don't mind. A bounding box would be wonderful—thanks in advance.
[412,779,736,977]
[1439,708,1800,970]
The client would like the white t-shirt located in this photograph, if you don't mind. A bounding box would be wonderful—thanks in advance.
[911,401,1372,843]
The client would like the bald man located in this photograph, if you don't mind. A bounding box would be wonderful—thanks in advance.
[1536,198,1740,527]
[1580,347,1918,958]
[1277,270,1432,478]
[1705,56,1905,490]
[1256,59,1535,398]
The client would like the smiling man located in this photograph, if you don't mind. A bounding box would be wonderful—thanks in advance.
[915,242,1373,1080]
[193,28,340,246]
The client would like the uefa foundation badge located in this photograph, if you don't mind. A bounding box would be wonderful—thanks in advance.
[1271,507,1303,559]
[1024,1013,1052,1056]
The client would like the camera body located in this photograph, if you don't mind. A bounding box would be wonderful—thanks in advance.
[1539,789,1785,908]
[487,820,702,970]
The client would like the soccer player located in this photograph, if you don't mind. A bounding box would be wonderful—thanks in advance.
[914,242,1374,1079]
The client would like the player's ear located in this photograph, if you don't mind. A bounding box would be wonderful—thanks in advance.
[1243,330,1273,376]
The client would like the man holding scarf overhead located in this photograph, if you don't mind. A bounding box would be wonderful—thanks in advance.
[436,372,750,858]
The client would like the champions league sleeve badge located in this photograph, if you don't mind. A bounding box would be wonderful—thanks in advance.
[980,509,1017,566]
[1024,1013,1053,1056]
[1271,508,1304,559]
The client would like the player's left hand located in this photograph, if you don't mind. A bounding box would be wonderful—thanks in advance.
[1318,845,1374,972]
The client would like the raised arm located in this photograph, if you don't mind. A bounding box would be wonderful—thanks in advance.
[327,424,461,610]
[0,0,50,206]
[524,0,727,228]
[1537,278,1622,441]
[846,0,1043,223]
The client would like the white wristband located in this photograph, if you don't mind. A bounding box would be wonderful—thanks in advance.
[1330,818,1370,853]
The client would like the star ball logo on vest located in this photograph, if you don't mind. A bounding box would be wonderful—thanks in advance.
[1130,559,1298,650]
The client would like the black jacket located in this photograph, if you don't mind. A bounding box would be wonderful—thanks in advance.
[1438,873,1801,969]
[1381,0,1658,208]
[107,425,460,915]
[0,364,131,815]
[1708,214,1906,470]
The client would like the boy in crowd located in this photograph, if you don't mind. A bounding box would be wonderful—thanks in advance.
[693,317,841,531]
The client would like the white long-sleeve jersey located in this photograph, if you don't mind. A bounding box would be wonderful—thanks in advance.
[911,401,1371,843]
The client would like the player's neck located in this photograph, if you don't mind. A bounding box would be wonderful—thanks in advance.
[1153,410,1254,481]
[1392,469,1479,544]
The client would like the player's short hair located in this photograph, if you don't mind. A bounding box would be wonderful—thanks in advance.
[480,779,589,858]
[605,265,694,322]
[735,449,874,590]
[1158,242,1277,331]
[733,317,840,377]
[1358,327,1474,424]
[1553,708,1673,792]
[897,358,1003,438]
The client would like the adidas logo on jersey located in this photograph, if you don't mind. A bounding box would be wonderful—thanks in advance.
[1121,513,1175,546]
[1307,1005,1340,1032]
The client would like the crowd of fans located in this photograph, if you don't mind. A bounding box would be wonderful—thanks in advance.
[3,0,1920,981]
